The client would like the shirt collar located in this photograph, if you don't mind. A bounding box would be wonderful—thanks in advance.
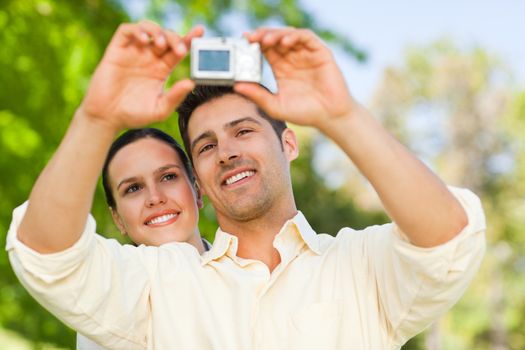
[202,238,212,251]
[201,230,238,265]
[288,211,321,255]
[201,211,321,266]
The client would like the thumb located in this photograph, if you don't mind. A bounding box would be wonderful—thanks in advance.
[234,83,281,119]
[159,79,195,116]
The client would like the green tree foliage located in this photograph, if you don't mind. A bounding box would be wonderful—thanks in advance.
[291,132,387,234]
[140,0,366,61]
[0,0,372,348]
[370,40,524,349]
[0,1,129,347]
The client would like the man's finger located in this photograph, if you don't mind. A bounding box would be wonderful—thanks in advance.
[182,25,205,47]
[160,79,196,115]
[291,29,325,51]
[137,20,164,40]
[233,83,280,119]
[138,20,171,56]
[163,30,188,66]
[112,23,150,47]
[112,21,171,55]
[246,27,294,43]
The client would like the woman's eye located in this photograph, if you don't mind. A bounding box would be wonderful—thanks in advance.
[125,184,141,194]
[162,173,177,181]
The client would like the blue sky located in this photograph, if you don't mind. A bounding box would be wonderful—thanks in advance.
[122,0,524,188]
[125,0,524,102]
[301,0,525,101]
[298,0,525,187]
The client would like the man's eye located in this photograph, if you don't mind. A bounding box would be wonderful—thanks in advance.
[237,129,253,136]
[162,173,177,181]
[125,184,141,194]
[199,144,215,154]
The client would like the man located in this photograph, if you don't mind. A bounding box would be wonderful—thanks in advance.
[175,27,486,347]
[7,22,485,349]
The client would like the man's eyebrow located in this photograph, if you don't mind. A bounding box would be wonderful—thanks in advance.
[190,117,263,152]
[191,130,213,152]
[224,116,262,129]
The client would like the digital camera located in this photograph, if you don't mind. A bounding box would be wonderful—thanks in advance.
[190,37,262,85]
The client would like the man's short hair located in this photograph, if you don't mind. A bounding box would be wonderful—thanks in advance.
[177,85,287,160]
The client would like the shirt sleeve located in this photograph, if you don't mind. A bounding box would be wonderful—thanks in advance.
[6,202,153,350]
[77,333,107,350]
[366,187,486,346]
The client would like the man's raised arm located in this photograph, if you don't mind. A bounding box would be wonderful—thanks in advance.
[18,22,202,253]
[235,27,467,247]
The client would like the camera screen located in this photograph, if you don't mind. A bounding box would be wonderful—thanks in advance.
[198,50,230,72]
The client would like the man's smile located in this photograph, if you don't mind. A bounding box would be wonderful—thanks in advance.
[224,170,256,186]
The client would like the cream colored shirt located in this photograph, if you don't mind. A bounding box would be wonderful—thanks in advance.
[6,187,485,350]
[75,238,213,350]
[77,334,106,350]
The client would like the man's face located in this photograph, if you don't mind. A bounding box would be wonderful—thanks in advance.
[187,94,297,224]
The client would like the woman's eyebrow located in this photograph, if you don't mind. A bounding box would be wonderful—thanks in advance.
[116,176,140,191]
[116,165,182,190]
[154,164,182,174]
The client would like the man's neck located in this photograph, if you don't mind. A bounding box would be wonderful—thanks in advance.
[217,206,298,272]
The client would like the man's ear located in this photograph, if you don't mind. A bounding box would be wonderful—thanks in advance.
[194,181,204,209]
[110,207,127,236]
[194,170,207,197]
[282,128,299,161]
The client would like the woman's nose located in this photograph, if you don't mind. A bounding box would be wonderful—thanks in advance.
[145,186,167,207]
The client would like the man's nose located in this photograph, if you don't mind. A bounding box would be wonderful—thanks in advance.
[217,142,240,164]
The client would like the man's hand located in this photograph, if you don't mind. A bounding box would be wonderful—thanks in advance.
[18,22,204,253]
[235,27,468,247]
[80,21,203,131]
[234,27,354,130]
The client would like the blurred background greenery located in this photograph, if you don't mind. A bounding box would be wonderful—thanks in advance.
[0,0,524,349]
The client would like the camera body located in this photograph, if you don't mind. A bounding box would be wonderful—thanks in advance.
[190,37,262,85]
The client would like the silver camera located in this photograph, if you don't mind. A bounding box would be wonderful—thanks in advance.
[190,37,262,85]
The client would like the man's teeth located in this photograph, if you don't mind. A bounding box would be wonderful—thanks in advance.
[147,213,177,225]
[225,171,255,185]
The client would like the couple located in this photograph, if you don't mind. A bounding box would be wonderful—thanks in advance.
[7,21,486,349]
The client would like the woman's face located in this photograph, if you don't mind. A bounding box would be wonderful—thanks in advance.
[107,137,201,246]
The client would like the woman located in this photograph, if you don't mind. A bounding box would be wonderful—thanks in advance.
[101,128,206,251]
[77,128,209,349]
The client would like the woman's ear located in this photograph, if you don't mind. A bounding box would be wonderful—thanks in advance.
[110,207,127,236]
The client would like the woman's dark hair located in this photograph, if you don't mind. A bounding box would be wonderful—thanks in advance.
[102,128,194,208]
[177,85,287,160]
